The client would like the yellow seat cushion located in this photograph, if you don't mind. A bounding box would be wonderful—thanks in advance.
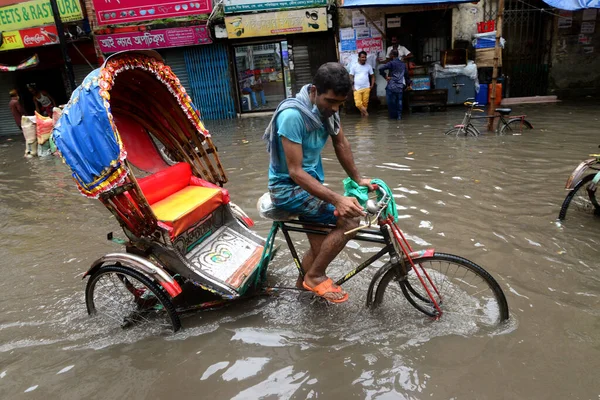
[150,186,223,236]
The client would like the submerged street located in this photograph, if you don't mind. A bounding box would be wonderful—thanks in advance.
[0,101,599,399]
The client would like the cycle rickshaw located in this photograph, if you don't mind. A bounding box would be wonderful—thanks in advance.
[53,51,509,333]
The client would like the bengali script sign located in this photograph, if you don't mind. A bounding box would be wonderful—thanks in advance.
[0,24,59,51]
[356,38,383,54]
[93,0,212,26]
[223,0,327,13]
[225,7,327,39]
[0,0,82,30]
[96,25,211,53]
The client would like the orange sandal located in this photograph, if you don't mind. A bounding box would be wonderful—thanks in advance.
[302,278,349,304]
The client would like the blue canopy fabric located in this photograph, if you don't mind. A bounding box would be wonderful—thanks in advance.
[541,0,599,10]
[340,0,474,6]
[52,68,127,198]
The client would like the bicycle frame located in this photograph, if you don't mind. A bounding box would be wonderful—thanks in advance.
[261,215,444,318]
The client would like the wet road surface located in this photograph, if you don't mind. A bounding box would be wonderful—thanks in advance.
[0,101,599,399]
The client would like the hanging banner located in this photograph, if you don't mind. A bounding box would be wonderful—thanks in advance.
[0,54,39,71]
[0,25,59,51]
[224,0,327,13]
[225,7,327,39]
[96,24,211,53]
[0,0,83,31]
[92,0,212,26]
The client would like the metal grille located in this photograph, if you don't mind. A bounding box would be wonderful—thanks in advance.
[184,44,236,120]
[420,37,448,62]
[503,0,553,97]
[483,0,498,22]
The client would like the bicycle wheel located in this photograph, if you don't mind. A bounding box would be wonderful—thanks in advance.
[500,118,533,135]
[558,174,599,220]
[374,253,509,327]
[85,264,181,332]
[444,125,479,137]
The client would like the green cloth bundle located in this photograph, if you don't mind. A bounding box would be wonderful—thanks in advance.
[343,178,398,222]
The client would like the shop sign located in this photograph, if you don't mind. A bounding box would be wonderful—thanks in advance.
[92,0,212,26]
[223,0,327,13]
[0,0,82,31]
[96,24,212,53]
[356,38,383,54]
[225,7,327,39]
[0,24,59,52]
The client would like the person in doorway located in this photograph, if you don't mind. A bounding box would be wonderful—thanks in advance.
[263,62,373,303]
[349,51,375,117]
[384,36,413,61]
[379,49,411,120]
[27,83,55,117]
[251,72,268,108]
[8,89,25,130]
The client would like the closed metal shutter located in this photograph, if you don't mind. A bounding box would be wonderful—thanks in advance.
[184,44,236,120]
[0,73,19,136]
[291,44,312,93]
[159,49,192,96]
[73,64,96,87]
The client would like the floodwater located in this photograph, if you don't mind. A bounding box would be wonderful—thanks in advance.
[1,101,599,399]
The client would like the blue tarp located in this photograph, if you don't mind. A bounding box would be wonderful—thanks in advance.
[52,68,126,196]
[340,0,473,6]
[541,0,599,10]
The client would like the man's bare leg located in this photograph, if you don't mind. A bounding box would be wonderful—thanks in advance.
[303,217,359,301]
[296,230,325,289]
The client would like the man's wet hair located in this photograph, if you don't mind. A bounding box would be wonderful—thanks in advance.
[358,51,367,58]
[313,62,351,96]
[390,49,399,58]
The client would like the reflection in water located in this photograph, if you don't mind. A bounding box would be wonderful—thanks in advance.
[0,102,599,399]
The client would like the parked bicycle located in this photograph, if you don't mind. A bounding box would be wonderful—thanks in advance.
[445,99,534,137]
[558,148,600,220]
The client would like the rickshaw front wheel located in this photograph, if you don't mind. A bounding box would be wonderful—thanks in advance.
[85,264,181,333]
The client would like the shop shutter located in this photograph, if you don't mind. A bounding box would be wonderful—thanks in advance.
[160,49,192,96]
[0,73,19,136]
[73,64,96,87]
[184,44,236,120]
[292,44,313,92]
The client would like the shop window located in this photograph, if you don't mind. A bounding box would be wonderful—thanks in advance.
[234,43,289,112]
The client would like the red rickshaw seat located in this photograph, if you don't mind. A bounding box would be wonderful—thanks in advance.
[136,162,229,237]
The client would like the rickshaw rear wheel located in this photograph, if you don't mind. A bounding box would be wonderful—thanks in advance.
[85,264,181,332]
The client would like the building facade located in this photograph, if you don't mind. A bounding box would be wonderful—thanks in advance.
[0,0,94,136]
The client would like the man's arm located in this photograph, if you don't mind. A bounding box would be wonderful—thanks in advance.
[378,62,390,79]
[282,137,365,218]
[331,126,373,189]
[369,69,375,89]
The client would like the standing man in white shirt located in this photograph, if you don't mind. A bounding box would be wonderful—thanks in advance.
[384,36,413,61]
[349,51,375,117]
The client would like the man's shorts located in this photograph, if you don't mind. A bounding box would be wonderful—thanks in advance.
[269,185,337,225]
[353,88,371,109]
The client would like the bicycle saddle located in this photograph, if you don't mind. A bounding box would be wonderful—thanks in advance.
[257,193,298,221]
[495,108,512,115]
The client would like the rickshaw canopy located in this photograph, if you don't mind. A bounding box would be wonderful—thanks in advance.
[53,51,212,198]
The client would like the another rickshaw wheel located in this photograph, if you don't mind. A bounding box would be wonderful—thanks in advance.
[85,264,181,333]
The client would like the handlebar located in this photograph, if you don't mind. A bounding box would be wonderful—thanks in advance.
[333,183,389,218]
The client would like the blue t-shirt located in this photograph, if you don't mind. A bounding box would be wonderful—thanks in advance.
[268,108,332,188]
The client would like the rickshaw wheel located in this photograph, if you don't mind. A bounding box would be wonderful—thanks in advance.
[85,264,181,333]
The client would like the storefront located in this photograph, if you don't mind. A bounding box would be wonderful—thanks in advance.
[338,0,474,109]
[224,4,337,113]
[0,0,90,134]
